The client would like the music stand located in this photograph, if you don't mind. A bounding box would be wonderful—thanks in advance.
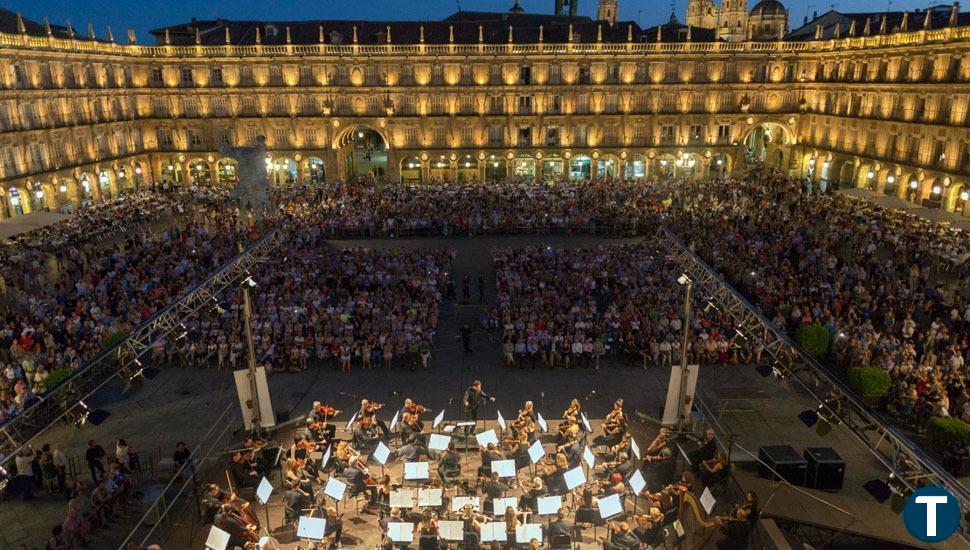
[204,525,230,550]
[475,429,499,448]
[630,437,641,460]
[433,410,445,429]
[598,493,623,520]
[404,461,430,481]
[389,410,401,432]
[516,524,543,544]
[321,445,332,472]
[582,446,596,469]
[496,410,507,431]
[428,433,451,452]
[536,413,548,433]
[493,496,517,515]
[452,495,480,512]
[297,516,326,541]
[536,496,562,516]
[343,411,358,431]
[700,487,716,514]
[528,440,545,464]
[255,477,273,530]
[492,459,516,479]
[481,522,506,542]
[628,470,646,513]
[323,477,347,502]
[418,488,443,507]
[564,466,586,490]
[390,489,415,508]
[388,522,414,544]
[438,520,464,541]
[580,413,592,433]
[373,441,392,468]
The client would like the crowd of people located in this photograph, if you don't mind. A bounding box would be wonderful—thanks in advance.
[662,172,970,431]
[493,243,760,370]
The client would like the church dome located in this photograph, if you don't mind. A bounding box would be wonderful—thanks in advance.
[750,0,786,16]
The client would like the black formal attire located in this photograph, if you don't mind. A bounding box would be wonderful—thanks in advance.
[85,445,106,483]
[283,488,310,524]
[689,438,717,469]
[462,385,492,433]
[604,530,641,549]
[437,450,461,481]
[546,518,574,541]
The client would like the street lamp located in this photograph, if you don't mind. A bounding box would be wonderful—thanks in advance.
[675,273,693,431]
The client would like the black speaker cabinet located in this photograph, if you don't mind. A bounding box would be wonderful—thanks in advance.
[803,446,845,491]
[758,445,807,486]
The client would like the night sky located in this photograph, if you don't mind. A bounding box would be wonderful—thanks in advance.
[4,0,937,42]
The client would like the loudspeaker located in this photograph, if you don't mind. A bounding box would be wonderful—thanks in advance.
[803,447,844,491]
[276,409,291,422]
[758,445,807,486]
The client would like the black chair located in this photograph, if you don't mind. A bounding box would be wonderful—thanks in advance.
[550,533,574,549]
[461,530,480,549]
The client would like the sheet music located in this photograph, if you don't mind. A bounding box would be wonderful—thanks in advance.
[433,409,445,428]
[255,477,273,505]
[389,410,401,431]
[418,488,443,507]
[598,493,623,519]
[628,470,646,495]
[204,525,230,550]
[536,496,562,515]
[404,461,430,480]
[580,412,592,433]
[443,425,457,433]
[475,429,499,447]
[438,520,464,541]
[481,522,507,542]
[323,477,347,501]
[516,524,543,544]
[343,411,358,431]
[493,496,517,515]
[388,522,414,543]
[452,495,480,512]
[373,441,391,465]
[630,437,641,459]
[528,440,545,464]
[496,409,507,430]
[492,459,516,478]
[296,517,326,540]
[583,446,596,468]
[536,412,548,432]
[428,433,451,451]
[390,489,415,508]
[700,487,716,515]
[564,466,586,490]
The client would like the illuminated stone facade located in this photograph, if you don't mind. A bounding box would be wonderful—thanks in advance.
[0,5,969,218]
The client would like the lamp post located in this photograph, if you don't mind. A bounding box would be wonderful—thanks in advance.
[676,273,694,431]
[240,242,263,437]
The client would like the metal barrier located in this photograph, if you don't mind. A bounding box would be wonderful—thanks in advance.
[0,227,283,468]
[118,403,238,550]
[658,228,970,529]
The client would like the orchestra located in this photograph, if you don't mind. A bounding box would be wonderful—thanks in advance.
[205,390,749,549]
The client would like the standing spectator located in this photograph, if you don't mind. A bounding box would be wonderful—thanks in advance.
[86,440,106,483]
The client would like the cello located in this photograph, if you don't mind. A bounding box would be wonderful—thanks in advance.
[224,472,261,542]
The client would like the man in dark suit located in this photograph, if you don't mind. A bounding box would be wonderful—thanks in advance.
[546,508,574,541]
[463,380,495,433]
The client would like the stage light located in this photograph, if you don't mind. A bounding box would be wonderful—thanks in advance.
[676,274,691,285]
[59,184,67,193]
[244,277,258,288]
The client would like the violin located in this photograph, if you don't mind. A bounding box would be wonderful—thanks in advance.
[314,404,341,418]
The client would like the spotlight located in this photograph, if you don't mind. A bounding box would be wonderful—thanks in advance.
[243,276,258,288]
[676,274,691,285]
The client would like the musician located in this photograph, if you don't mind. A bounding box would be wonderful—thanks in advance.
[437,444,461,483]
[417,511,439,549]
[284,457,314,494]
[518,477,545,512]
[462,380,495,433]
[354,417,382,449]
[700,453,730,488]
[593,399,626,447]
[558,435,582,468]
[719,492,759,548]
[503,506,521,543]
[360,399,391,437]
[283,480,310,525]
[202,483,230,523]
[538,453,569,495]
[396,438,430,462]
[689,427,718,469]
[642,446,675,492]
[229,451,259,488]
[344,459,377,502]
[603,521,640,549]
[562,399,581,421]
[290,435,320,478]
[478,443,504,477]
[517,401,536,424]
[546,508,574,541]
[459,504,483,547]
[242,437,268,475]
[480,471,510,512]
[644,427,670,458]
[632,507,665,546]
[308,401,341,423]
[597,472,627,496]
[600,433,631,462]
[401,412,427,447]
[403,398,431,430]
[213,503,251,548]
[557,417,581,445]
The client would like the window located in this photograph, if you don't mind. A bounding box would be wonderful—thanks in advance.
[181,67,193,86]
[188,129,202,146]
[156,128,173,147]
[404,127,417,146]
[517,96,532,114]
[300,65,312,85]
[519,66,532,85]
[13,64,28,88]
[152,97,168,117]
[717,124,731,143]
[431,95,445,115]
[432,127,445,146]
[488,125,504,145]
[219,128,233,144]
[490,96,505,115]
[633,125,648,145]
[269,66,283,86]
[689,125,704,143]
[304,127,315,146]
[578,67,590,84]
[604,94,618,114]
[183,97,200,117]
[245,126,258,144]
[550,95,562,114]
[660,125,676,144]
[461,126,475,145]
[150,67,164,86]
[574,125,588,146]
[549,65,561,84]
[517,126,532,146]
[212,97,229,117]
[274,127,288,145]
[211,67,224,86]
[545,126,560,146]
[576,94,589,114]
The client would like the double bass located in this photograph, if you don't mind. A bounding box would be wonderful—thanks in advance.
[223,474,261,543]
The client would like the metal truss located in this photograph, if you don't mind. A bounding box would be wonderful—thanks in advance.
[0,228,283,466]
[657,228,970,514]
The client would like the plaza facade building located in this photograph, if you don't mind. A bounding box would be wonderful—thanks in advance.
[1,1,969,218]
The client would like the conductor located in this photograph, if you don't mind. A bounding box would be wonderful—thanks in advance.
[463,380,495,433]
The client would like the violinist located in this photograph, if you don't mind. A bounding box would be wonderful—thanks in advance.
[242,437,268,476]
[229,451,259,488]
[480,471,511,512]
[601,433,631,462]
[557,417,580,445]
[562,399,581,422]
[360,399,390,437]
[503,505,521,543]
[603,520,640,549]
[354,415,382,449]
[309,401,342,423]
[596,472,626,497]
[403,398,430,430]
[283,479,311,525]
[632,507,665,546]
[324,506,344,546]
[417,510,439,549]
[284,457,314,494]
[290,435,320,478]
[506,426,531,469]
[644,427,670,458]
[401,412,427,447]
[478,442,504,477]
[517,400,536,425]
[518,477,546,512]
[396,434,430,462]
[556,434,581,468]
[538,453,569,495]
[594,399,627,447]
[546,508,574,541]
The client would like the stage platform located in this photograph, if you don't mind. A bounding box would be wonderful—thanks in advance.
[734,471,970,550]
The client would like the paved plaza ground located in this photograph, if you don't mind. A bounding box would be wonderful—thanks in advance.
[0,234,954,549]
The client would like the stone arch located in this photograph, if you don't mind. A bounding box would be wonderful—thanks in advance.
[187,158,213,186]
[334,124,389,180]
[400,156,423,183]
[268,157,298,185]
[216,158,238,186]
[944,182,966,213]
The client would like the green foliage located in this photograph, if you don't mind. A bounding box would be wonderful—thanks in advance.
[848,366,892,397]
[100,330,130,351]
[926,417,970,453]
[796,324,831,359]
[43,368,72,391]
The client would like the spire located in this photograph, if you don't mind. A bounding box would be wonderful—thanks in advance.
[833,22,840,38]
[225,26,231,44]
[449,25,454,43]
[387,25,392,43]
[950,2,960,26]
[87,22,95,40]
[420,25,425,43]
[107,25,115,43]
[478,24,484,43]
[286,26,291,44]
[43,16,52,36]
[195,27,201,45]
[657,22,663,41]
[568,23,574,41]
[814,24,822,39]
[164,28,171,45]
[352,25,358,43]
[848,19,856,36]
[687,24,693,41]
[16,12,25,34]
[901,12,909,31]
[509,0,525,13]
[319,25,325,43]
[66,19,75,38]
[255,25,261,44]
[127,27,137,44]
[863,17,871,35]
[923,8,932,30]
[539,25,544,42]
[879,14,887,34]
[508,25,514,42]
[597,24,603,42]
[627,24,633,42]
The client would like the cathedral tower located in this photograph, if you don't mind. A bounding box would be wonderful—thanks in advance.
[686,0,717,28]
[717,0,749,41]
[598,0,618,25]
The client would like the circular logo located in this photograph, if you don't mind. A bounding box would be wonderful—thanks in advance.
[902,486,960,543]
